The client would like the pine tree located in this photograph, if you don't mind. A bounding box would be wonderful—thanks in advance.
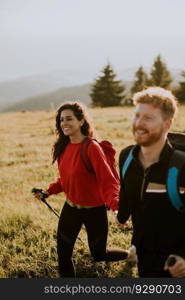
[90,64,125,107]
[175,71,185,104]
[148,55,172,88]
[131,66,148,94]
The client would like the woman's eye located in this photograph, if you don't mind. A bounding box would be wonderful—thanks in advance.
[61,118,72,122]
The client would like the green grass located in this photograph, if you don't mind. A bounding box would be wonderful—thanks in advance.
[0,106,185,278]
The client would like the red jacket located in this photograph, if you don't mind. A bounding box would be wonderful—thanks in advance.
[47,140,119,211]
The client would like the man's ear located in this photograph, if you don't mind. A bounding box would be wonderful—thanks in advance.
[165,118,172,131]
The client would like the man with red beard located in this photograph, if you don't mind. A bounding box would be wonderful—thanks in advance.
[117,87,185,277]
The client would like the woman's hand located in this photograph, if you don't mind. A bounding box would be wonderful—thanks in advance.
[32,188,49,201]
[113,210,128,227]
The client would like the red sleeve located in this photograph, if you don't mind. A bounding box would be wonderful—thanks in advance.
[88,141,120,211]
[46,177,63,195]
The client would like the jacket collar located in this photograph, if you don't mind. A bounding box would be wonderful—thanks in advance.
[132,139,173,166]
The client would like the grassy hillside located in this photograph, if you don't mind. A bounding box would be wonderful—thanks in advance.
[0,106,185,278]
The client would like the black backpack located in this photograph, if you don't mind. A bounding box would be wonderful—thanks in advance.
[121,132,185,214]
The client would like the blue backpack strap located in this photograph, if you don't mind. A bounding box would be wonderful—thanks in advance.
[121,147,134,180]
[167,150,185,213]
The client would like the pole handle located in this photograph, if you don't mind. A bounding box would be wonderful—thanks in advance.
[165,255,177,267]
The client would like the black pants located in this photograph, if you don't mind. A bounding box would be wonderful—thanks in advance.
[57,202,128,277]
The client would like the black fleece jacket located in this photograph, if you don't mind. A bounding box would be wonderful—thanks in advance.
[117,141,185,274]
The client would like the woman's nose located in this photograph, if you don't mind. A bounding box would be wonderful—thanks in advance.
[61,119,67,125]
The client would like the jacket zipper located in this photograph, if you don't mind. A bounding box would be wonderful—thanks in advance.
[140,168,149,201]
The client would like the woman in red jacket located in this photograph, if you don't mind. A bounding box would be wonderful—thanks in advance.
[34,102,130,277]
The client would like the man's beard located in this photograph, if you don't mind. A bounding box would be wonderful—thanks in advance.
[133,127,163,146]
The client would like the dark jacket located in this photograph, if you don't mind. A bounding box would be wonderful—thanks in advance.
[117,140,185,276]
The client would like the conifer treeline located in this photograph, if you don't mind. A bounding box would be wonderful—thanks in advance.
[90,55,185,106]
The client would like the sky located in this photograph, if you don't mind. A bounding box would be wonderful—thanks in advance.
[1,0,185,82]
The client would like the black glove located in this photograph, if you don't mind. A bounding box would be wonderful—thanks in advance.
[31,188,49,201]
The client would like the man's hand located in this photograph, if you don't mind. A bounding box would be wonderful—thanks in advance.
[164,255,185,278]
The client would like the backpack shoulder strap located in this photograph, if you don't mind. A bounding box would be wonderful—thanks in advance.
[167,150,185,213]
[121,146,134,181]
[80,137,95,173]
[81,138,117,175]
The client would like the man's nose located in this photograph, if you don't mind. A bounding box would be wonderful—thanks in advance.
[135,117,144,127]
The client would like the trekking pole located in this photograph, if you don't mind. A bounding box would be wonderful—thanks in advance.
[31,188,60,218]
[31,188,85,246]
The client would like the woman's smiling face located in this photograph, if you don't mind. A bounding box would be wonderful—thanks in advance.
[60,109,84,137]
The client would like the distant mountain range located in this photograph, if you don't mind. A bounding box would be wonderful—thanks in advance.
[0,68,183,112]
[0,69,93,111]
[3,84,92,111]
[2,80,134,112]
